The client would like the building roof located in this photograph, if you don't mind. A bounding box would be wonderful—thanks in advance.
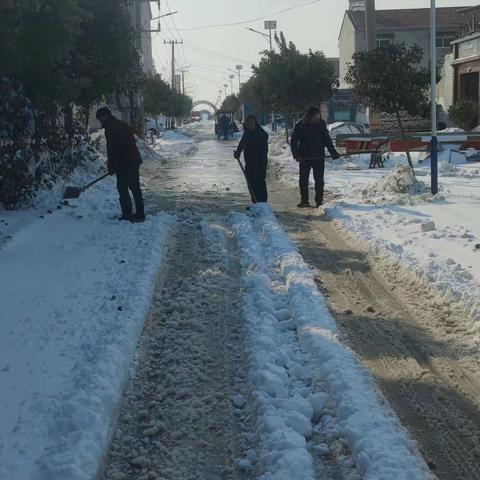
[347,7,470,31]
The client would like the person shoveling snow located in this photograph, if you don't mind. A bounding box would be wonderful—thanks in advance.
[96,107,145,222]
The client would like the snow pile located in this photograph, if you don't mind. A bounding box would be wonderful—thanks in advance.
[439,127,466,133]
[363,165,426,195]
[355,165,441,205]
[231,204,432,480]
[0,164,173,480]
[136,136,166,162]
[438,160,459,175]
[268,134,298,187]
[153,129,197,158]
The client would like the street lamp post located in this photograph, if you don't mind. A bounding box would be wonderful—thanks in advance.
[246,27,270,45]
[247,22,277,130]
[264,20,277,52]
[236,65,243,93]
[265,21,277,131]
[229,74,235,95]
[430,0,438,195]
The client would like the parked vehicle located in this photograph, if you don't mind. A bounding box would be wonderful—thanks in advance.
[215,110,236,140]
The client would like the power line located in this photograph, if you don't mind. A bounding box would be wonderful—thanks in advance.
[183,41,255,66]
[165,0,187,70]
[163,0,322,31]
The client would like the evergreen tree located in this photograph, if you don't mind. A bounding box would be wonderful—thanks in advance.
[143,74,172,116]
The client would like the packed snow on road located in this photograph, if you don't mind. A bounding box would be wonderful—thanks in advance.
[269,130,480,340]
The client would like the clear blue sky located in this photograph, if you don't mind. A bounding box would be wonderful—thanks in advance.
[151,0,480,104]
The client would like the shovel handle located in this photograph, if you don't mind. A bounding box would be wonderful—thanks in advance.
[234,151,258,203]
[324,150,380,159]
[82,173,109,192]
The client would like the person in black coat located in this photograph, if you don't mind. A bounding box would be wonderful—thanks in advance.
[96,107,145,222]
[290,106,340,208]
[234,114,269,203]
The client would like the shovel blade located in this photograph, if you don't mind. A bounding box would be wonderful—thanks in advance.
[62,186,83,199]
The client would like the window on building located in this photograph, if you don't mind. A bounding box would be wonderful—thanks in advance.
[376,34,394,48]
[436,32,457,48]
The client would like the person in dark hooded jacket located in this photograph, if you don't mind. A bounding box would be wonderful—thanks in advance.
[290,105,340,208]
[234,115,269,203]
[96,107,145,222]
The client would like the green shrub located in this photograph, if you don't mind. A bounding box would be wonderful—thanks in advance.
[0,151,35,209]
[448,99,478,130]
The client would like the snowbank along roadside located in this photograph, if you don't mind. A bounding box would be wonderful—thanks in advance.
[230,204,432,480]
[0,152,173,480]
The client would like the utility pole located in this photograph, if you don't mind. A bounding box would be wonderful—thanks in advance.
[129,0,144,134]
[182,70,185,95]
[365,0,376,51]
[224,84,228,97]
[229,74,235,95]
[430,0,438,195]
[164,39,183,91]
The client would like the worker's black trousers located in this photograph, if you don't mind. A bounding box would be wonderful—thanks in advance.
[299,159,325,205]
[245,163,268,203]
[116,165,145,218]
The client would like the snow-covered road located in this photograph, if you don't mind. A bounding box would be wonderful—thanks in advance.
[1,123,450,479]
[99,125,432,480]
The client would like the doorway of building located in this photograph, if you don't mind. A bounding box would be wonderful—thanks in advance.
[459,72,479,103]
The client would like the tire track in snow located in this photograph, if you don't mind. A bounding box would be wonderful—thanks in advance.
[101,213,253,480]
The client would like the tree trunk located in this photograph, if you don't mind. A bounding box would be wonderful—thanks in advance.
[284,112,291,144]
[396,110,414,170]
[64,104,74,138]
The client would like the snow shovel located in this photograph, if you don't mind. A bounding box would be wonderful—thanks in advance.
[324,151,379,159]
[62,173,109,200]
[234,153,258,203]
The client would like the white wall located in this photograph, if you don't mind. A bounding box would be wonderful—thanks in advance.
[438,52,455,112]
[339,15,357,87]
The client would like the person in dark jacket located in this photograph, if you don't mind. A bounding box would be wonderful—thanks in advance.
[234,114,269,203]
[290,106,340,208]
[219,114,230,140]
[96,107,145,222]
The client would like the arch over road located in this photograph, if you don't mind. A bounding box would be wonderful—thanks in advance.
[192,100,217,112]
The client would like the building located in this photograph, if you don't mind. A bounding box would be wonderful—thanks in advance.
[445,6,480,124]
[90,1,156,132]
[339,4,471,87]
[125,0,155,75]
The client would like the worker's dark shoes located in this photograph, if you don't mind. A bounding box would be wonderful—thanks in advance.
[118,215,133,222]
[297,201,311,208]
[132,213,146,223]
[316,201,323,208]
